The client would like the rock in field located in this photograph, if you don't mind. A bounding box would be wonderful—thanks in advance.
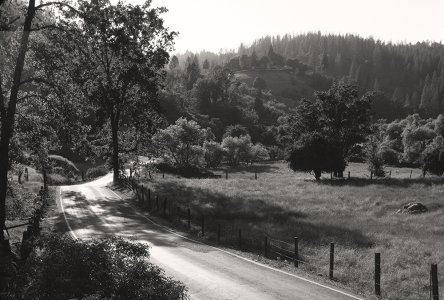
[396,202,428,214]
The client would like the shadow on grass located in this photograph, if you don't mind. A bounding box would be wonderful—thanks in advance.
[317,176,444,187]
[149,180,373,249]
[212,161,282,174]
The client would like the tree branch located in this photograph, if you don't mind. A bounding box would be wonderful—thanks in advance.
[19,77,56,88]
[34,2,79,13]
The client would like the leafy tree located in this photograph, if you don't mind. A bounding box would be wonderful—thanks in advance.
[248,143,269,163]
[223,124,249,139]
[287,81,373,177]
[365,135,385,177]
[169,55,179,71]
[0,0,73,241]
[288,133,345,180]
[152,118,207,168]
[203,141,224,168]
[422,136,444,175]
[221,134,252,166]
[45,0,176,184]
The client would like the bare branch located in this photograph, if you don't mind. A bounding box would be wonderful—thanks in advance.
[34,2,79,13]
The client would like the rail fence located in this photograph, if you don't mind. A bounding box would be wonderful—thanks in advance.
[119,173,441,300]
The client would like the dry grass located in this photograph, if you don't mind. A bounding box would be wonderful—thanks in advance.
[142,161,444,300]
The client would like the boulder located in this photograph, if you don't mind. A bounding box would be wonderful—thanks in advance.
[397,202,428,214]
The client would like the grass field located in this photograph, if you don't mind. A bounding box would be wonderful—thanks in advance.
[141,161,444,300]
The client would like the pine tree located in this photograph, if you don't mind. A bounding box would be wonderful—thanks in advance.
[169,55,179,70]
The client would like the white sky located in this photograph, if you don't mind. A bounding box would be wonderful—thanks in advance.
[147,0,444,54]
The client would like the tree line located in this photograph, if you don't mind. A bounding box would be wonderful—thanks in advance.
[177,32,444,120]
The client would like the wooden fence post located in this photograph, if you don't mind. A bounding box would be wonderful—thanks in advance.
[330,172,333,180]
[294,237,299,268]
[255,170,257,180]
[410,170,413,179]
[156,194,159,209]
[264,236,268,258]
[431,264,439,300]
[217,224,221,243]
[225,170,228,179]
[163,198,166,217]
[375,253,381,297]
[238,229,242,249]
[348,171,350,180]
[187,208,191,229]
[201,215,205,236]
[389,170,392,178]
[162,171,164,179]
[329,242,334,279]
[370,171,373,180]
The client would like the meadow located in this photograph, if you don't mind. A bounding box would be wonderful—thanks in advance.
[141,161,444,300]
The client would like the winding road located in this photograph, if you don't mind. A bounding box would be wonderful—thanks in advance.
[58,174,365,300]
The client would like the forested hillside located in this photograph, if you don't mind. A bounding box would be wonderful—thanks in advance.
[178,33,444,119]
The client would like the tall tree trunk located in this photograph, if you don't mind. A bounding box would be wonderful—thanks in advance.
[0,0,35,241]
[110,114,119,184]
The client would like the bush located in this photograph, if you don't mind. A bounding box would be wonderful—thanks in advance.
[86,166,109,179]
[203,141,224,168]
[7,235,187,299]
[47,174,72,185]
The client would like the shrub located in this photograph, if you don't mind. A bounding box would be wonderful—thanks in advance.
[422,136,444,176]
[86,166,109,179]
[221,135,252,166]
[7,235,187,299]
[365,136,385,177]
[152,118,207,168]
[203,141,225,168]
[47,173,71,185]
[287,133,345,180]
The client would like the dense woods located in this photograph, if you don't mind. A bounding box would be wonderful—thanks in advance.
[178,32,444,119]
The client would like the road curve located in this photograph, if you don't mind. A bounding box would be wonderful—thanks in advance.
[59,174,364,300]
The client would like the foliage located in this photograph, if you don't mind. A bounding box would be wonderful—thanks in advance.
[221,135,253,166]
[422,136,444,175]
[364,136,385,177]
[86,165,109,179]
[41,0,176,183]
[287,81,373,178]
[7,235,187,299]
[222,125,249,139]
[248,143,270,163]
[152,118,207,168]
[287,133,345,180]
[203,141,225,168]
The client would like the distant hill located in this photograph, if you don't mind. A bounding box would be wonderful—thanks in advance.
[234,69,332,107]
[181,32,444,119]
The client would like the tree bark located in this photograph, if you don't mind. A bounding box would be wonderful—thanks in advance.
[0,0,35,241]
[110,114,119,184]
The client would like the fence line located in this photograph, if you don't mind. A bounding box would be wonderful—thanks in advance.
[118,173,441,299]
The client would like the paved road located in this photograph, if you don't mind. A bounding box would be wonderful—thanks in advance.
[59,174,364,300]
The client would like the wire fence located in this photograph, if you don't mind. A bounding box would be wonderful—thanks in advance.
[119,173,442,300]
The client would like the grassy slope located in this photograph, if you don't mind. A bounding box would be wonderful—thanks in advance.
[143,162,444,300]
